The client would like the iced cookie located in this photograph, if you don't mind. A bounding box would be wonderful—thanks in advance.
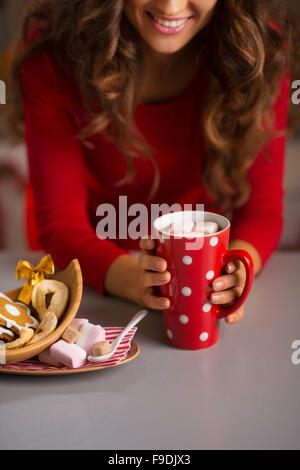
[0,292,39,335]
[0,326,16,342]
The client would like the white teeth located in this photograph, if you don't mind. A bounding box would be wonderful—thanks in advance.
[152,14,188,28]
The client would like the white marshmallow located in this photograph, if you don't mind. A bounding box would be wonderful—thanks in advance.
[203,222,219,235]
[167,220,195,234]
[165,220,219,236]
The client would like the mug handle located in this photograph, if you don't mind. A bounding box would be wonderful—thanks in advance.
[217,249,254,319]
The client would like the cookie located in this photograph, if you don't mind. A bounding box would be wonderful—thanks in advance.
[5,328,34,350]
[0,327,16,342]
[27,312,57,345]
[0,292,39,335]
[31,280,69,321]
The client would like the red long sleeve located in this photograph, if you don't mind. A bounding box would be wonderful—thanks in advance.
[230,75,290,268]
[20,51,131,295]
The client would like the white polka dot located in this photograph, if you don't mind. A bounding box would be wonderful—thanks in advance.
[179,315,189,324]
[210,237,218,247]
[182,255,193,265]
[5,304,21,316]
[202,302,212,313]
[160,236,165,244]
[181,287,192,296]
[167,329,173,339]
[200,332,209,342]
[206,270,214,280]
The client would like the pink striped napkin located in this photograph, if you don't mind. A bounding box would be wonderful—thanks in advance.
[0,327,137,372]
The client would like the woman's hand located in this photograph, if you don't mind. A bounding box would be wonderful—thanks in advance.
[138,237,247,319]
[210,260,246,324]
[137,236,171,310]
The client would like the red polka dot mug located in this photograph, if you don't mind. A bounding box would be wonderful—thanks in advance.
[153,211,254,350]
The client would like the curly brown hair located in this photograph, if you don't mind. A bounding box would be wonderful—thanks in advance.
[5,0,300,210]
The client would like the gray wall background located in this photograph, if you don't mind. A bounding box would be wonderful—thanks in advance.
[0,0,26,54]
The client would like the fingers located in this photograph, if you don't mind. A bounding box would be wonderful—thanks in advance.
[212,272,240,292]
[139,270,171,288]
[213,260,245,291]
[139,251,167,272]
[140,287,171,310]
[210,286,243,305]
[225,306,245,324]
[225,260,239,274]
[139,236,156,252]
[210,261,246,323]
[211,260,245,304]
[138,238,170,310]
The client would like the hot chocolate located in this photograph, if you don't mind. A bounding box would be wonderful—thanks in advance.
[164,220,219,236]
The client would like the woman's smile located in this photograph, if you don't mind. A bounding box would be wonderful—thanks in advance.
[123,1,218,55]
[145,10,195,35]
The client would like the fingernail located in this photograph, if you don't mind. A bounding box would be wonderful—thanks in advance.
[214,281,224,290]
[159,273,168,282]
[211,293,221,302]
[156,262,165,270]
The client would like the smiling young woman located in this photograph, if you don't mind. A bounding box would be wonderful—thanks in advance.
[5,0,300,322]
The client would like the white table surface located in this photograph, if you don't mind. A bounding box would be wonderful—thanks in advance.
[0,250,300,450]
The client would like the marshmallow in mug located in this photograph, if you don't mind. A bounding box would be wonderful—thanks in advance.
[165,220,219,236]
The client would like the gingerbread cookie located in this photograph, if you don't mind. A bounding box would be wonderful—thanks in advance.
[0,292,39,335]
[0,327,16,342]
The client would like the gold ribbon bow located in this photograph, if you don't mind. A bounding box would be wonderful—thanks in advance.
[16,254,55,304]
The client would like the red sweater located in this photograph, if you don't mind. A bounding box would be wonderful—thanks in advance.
[19,47,289,295]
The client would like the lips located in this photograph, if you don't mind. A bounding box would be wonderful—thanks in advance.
[145,10,194,35]
[146,11,193,22]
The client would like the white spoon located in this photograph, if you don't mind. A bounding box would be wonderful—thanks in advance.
[87,309,148,363]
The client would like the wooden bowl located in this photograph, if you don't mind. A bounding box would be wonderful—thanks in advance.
[2,259,83,365]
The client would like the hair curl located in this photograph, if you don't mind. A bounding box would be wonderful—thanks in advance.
[5,0,300,210]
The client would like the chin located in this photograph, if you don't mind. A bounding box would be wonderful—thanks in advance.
[144,37,191,55]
